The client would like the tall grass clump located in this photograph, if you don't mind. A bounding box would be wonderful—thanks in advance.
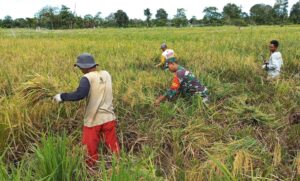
[31,135,87,180]
[100,151,162,181]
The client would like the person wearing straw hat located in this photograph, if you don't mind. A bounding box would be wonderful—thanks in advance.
[53,53,120,167]
[155,57,209,106]
[156,43,177,69]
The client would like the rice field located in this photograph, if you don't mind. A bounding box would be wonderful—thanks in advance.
[0,26,300,180]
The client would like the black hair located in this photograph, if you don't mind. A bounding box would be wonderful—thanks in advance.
[270,40,279,48]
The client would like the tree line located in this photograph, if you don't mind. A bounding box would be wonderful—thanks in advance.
[0,0,299,29]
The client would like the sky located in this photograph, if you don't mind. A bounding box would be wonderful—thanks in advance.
[0,0,298,20]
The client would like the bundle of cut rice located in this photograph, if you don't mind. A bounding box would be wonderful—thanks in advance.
[19,74,58,105]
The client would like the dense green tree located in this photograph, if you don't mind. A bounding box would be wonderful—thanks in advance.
[59,5,75,28]
[26,17,37,28]
[155,8,168,26]
[240,12,250,25]
[73,16,84,28]
[173,8,188,27]
[203,7,222,25]
[94,12,103,27]
[272,0,289,24]
[223,3,242,20]
[144,8,152,27]
[83,14,95,28]
[189,16,198,26]
[2,2,300,29]
[114,10,129,27]
[35,6,59,29]
[34,5,76,29]
[2,16,14,28]
[129,19,145,27]
[102,13,116,27]
[13,18,27,28]
[290,1,300,24]
[250,4,274,24]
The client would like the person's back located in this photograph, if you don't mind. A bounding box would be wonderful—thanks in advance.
[83,70,116,127]
[175,66,207,98]
[156,43,176,68]
[162,49,175,60]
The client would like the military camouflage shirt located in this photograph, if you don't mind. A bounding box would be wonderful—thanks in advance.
[165,66,207,100]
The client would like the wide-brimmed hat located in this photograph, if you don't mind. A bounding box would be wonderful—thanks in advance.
[74,53,98,69]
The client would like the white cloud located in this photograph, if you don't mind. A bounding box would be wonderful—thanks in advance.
[0,0,298,19]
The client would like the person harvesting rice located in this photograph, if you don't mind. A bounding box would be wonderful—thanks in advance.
[53,53,120,167]
[156,43,177,69]
[155,57,209,106]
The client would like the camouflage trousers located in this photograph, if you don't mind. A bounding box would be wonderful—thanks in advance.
[194,87,209,103]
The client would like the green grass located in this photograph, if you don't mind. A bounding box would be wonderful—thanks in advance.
[0,26,300,180]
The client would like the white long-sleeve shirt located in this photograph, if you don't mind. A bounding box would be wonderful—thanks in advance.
[262,52,283,78]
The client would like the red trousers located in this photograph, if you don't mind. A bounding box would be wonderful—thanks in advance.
[82,120,120,166]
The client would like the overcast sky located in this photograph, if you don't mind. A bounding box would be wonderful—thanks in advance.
[0,0,298,20]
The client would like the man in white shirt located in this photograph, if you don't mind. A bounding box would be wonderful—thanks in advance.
[262,40,283,79]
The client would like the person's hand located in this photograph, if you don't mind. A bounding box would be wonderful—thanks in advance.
[53,94,62,103]
[155,99,161,107]
[155,95,165,107]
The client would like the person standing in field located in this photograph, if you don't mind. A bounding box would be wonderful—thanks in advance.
[262,40,283,79]
[155,57,209,106]
[53,53,120,167]
[156,43,177,69]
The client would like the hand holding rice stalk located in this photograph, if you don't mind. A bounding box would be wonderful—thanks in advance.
[19,74,58,105]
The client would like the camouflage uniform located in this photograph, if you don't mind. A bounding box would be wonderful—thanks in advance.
[165,66,208,100]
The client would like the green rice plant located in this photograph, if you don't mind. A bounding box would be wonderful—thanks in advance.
[106,154,159,181]
[0,160,9,180]
[0,71,14,96]
[157,102,178,121]
[30,134,88,181]
[91,145,162,181]
[0,159,34,181]
[203,149,237,181]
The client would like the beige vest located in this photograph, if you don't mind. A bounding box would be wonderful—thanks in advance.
[83,71,116,127]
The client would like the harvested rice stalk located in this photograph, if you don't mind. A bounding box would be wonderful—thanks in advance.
[272,143,282,167]
[296,153,300,175]
[18,74,58,105]
[232,150,253,177]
